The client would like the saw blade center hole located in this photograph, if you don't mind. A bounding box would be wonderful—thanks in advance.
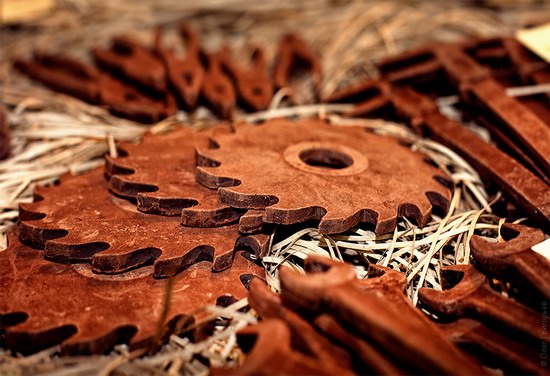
[299,148,353,170]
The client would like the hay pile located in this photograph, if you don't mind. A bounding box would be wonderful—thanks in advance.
[1,0,549,374]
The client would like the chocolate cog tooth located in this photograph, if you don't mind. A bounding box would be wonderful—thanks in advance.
[19,168,267,277]
[0,233,264,355]
[196,118,451,234]
[105,126,240,226]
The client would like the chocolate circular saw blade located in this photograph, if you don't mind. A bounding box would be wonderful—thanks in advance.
[0,233,263,355]
[105,126,241,227]
[19,168,268,277]
[197,118,450,234]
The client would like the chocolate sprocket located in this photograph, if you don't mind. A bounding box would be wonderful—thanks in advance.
[105,126,240,227]
[197,119,450,234]
[0,233,263,354]
[19,168,267,277]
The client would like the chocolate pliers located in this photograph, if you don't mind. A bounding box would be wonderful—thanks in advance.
[154,24,204,110]
[220,45,273,111]
[15,53,176,123]
[273,33,322,101]
[201,51,236,120]
[92,36,167,94]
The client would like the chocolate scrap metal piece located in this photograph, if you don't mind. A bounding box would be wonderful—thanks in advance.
[106,126,240,226]
[390,86,550,227]
[432,45,550,175]
[248,279,354,373]
[93,36,167,94]
[220,46,273,112]
[377,44,442,85]
[0,106,9,160]
[201,52,236,120]
[278,256,485,375]
[15,53,176,123]
[155,25,204,110]
[471,223,549,302]
[197,118,449,234]
[439,319,545,375]
[0,233,262,354]
[273,34,322,101]
[212,319,347,376]
[19,168,267,277]
[418,264,547,343]
[325,79,391,118]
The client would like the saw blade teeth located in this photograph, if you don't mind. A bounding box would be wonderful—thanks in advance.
[219,186,278,209]
[46,237,110,262]
[196,165,240,189]
[19,219,68,249]
[266,205,327,226]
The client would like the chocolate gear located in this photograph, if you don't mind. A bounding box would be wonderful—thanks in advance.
[19,168,268,277]
[105,126,240,227]
[197,118,450,234]
[0,233,263,355]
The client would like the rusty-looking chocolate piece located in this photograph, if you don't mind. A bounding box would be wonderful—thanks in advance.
[105,126,240,226]
[15,53,176,123]
[212,319,347,376]
[418,264,547,344]
[220,46,273,112]
[432,45,550,175]
[201,51,236,120]
[248,280,354,374]
[278,256,485,375]
[273,33,322,101]
[19,168,268,277]
[197,118,449,234]
[439,318,545,375]
[249,278,402,375]
[390,86,550,227]
[325,79,391,118]
[0,233,263,354]
[471,223,549,302]
[93,36,167,94]
[154,25,204,110]
[0,106,9,160]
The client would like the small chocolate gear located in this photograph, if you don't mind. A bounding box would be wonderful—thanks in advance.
[0,233,263,355]
[105,126,240,227]
[197,118,450,234]
[19,168,268,277]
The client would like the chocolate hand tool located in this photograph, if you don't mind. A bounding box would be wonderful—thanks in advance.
[273,33,322,101]
[92,36,167,94]
[212,319,346,376]
[201,51,236,120]
[19,168,268,277]
[105,126,240,226]
[432,45,550,176]
[154,25,204,110]
[418,264,546,344]
[197,117,449,234]
[390,85,550,227]
[471,223,549,302]
[278,256,485,375]
[438,319,545,375]
[248,279,354,374]
[15,53,176,123]
[312,313,405,375]
[0,106,9,160]
[0,233,263,355]
[324,79,392,118]
[220,45,273,111]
